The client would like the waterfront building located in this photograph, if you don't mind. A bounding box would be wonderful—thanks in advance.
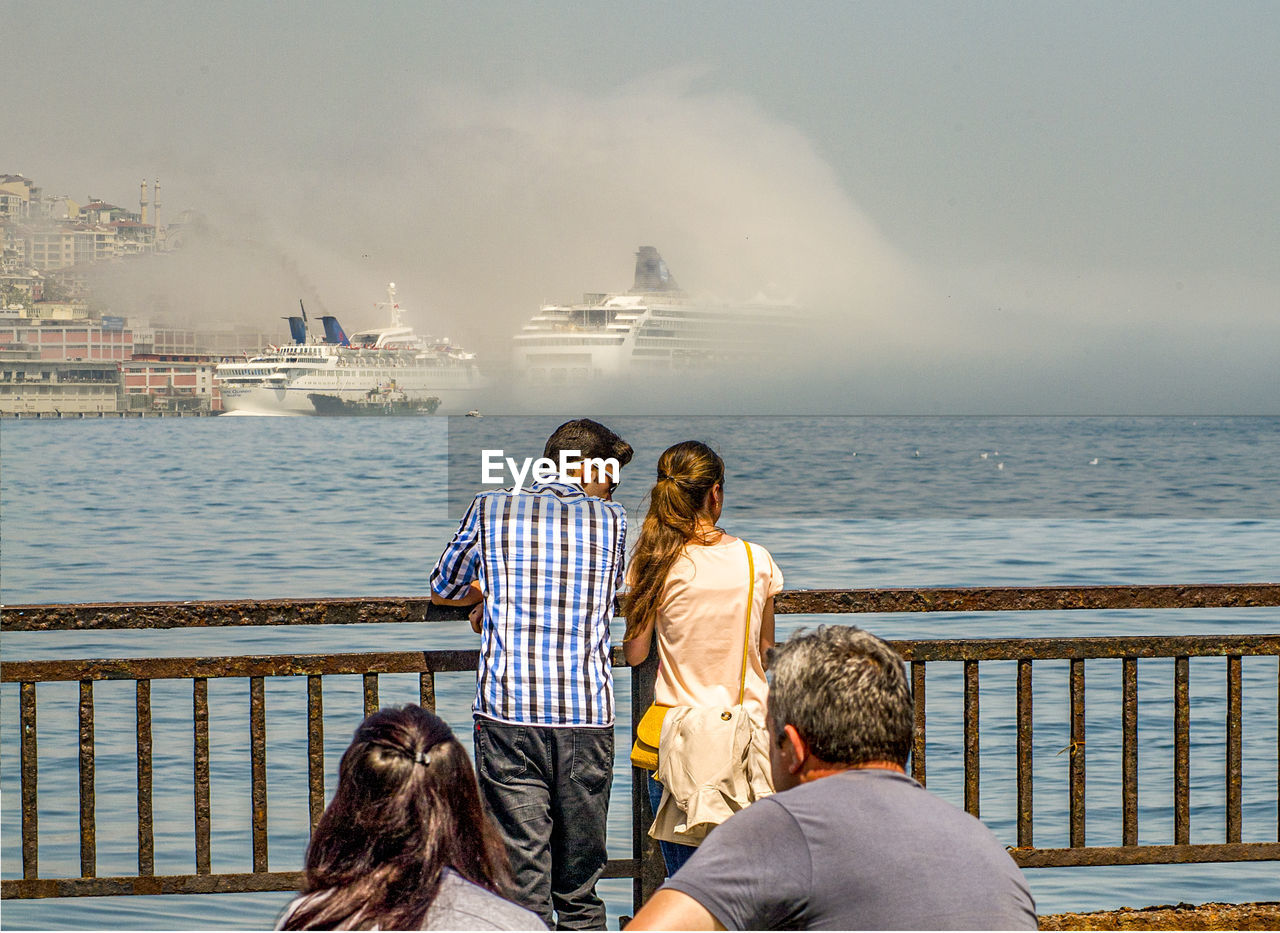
[0,349,121,413]
[135,325,276,359]
[0,320,134,360]
[121,354,219,412]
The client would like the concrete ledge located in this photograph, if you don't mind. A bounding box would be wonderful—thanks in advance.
[1041,901,1280,930]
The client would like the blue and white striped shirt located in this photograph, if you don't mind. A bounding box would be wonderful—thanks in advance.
[430,481,627,727]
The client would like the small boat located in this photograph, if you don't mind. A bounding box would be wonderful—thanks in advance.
[465,409,483,418]
[308,389,441,416]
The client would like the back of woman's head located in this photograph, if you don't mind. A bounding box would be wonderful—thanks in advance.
[625,441,725,642]
[282,705,509,930]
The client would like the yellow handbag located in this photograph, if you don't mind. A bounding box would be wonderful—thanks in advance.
[630,702,671,771]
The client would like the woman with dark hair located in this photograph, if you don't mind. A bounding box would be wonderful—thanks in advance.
[277,705,544,930]
[623,441,783,875]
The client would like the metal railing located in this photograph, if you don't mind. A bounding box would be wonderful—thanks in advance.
[3,584,1279,914]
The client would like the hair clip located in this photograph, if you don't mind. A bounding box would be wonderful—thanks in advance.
[414,751,431,767]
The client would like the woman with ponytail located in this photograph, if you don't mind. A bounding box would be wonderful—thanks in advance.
[624,441,783,875]
[277,705,544,930]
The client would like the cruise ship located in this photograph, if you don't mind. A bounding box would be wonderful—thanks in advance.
[512,247,796,385]
[216,284,484,415]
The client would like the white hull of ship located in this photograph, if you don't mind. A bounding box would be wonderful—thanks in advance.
[220,375,484,416]
[513,303,780,386]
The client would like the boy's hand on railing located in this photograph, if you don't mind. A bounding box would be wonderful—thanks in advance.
[469,602,484,633]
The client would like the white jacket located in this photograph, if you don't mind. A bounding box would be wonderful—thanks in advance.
[650,704,773,846]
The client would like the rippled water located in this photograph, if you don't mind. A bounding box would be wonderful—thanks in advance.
[2,416,1278,928]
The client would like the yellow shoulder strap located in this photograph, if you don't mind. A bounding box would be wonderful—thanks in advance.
[737,540,755,706]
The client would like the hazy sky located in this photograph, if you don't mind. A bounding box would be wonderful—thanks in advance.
[6,0,1278,413]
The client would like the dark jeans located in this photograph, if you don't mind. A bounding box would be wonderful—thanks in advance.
[474,718,613,930]
[646,771,698,876]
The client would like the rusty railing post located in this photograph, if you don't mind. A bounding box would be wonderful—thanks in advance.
[20,681,38,880]
[630,650,664,914]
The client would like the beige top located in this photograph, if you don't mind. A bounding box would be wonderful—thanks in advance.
[646,536,783,723]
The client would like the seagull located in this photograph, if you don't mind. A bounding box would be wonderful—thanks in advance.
[997,462,1005,471]
[980,452,989,459]
[914,449,921,458]
[1089,458,1099,465]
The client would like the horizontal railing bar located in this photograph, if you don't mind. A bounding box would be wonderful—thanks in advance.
[4,583,1278,632]
[1011,842,1280,868]
[1,858,641,900]
[2,651,480,683]
[1,871,304,899]
[893,635,1280,662]
[7,635,1279,684]
[7,842,1276,899]
[0,598,471,632]
[780,585,1280,614]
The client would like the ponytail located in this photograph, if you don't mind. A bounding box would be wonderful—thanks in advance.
[625,441,724,642]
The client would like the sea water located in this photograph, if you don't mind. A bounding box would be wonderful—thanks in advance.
[2,415,1278,928]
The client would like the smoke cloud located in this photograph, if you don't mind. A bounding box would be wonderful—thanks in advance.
[79,71,1279,413]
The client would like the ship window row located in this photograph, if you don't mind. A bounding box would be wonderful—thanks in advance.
[523,352,593,365]
[639,316,727,329]
[635,338,715,349]
[525,367,597,382]
[518,337,625,347]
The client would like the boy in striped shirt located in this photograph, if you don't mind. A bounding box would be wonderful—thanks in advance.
[431,418,633,930]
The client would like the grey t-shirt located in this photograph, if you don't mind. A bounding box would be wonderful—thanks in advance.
[276,868,547,930]
[664,769,1037,930]
[427,870,547,930]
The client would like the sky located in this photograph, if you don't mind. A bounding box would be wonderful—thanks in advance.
[5,0,1278,413]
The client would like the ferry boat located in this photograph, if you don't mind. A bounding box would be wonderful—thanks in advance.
[512,247,796,385]
[216,284,484,415]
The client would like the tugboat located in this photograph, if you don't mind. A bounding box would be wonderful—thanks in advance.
[308,383,441,416]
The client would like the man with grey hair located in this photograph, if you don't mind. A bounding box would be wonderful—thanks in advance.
[627,626,1037,930]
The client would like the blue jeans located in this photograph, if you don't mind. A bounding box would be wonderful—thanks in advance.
[646,771,698,876]
[475,718,613,930]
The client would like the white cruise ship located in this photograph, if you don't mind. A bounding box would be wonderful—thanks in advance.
[512,247,795,385]
[216,284,484,415]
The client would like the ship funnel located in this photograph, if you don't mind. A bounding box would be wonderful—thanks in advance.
[631,246,680,293]
[284,316,307,345]
[320,316,350,347]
